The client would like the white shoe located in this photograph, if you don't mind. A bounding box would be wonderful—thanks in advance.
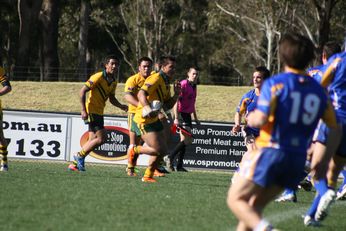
[0,164,8,172]
[304,215,320,227]
[315,189,336,221]
[336,183,346,200]
[275,191,297,202]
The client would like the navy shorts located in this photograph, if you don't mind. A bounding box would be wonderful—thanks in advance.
[314,122,346,157]
[238,147,306,189]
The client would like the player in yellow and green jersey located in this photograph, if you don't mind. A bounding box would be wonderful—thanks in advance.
[129,56,181,182]
[0,67,12,171]
[124,56,153,176]
[68,55,128,171]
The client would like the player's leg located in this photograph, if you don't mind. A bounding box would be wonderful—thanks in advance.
[156,113,171,174]
[141,130,167,182]
[227,175,282,230]
[336,166,346,200]
[69,114,106,171]
[126,113,141,176]
[0,111,9,172]
[176,130,192,171]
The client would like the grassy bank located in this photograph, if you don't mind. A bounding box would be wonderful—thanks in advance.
[1,81,251,122]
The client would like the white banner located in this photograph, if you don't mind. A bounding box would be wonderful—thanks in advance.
[3,111,68,160]
[68,116,150,166]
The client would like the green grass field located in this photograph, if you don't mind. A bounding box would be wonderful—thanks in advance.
[1,161,345,231]
[1,82,346,230]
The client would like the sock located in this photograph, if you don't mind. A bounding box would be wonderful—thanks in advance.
[127,144,136,168]
[254,219,272,231]
[314,179,328,196]
[341,170,346,184]
[134,146,141,155]
[0,145,8,165]
[144,168,154,178]
[176,146,186,169]
[306,193,321,217]
[170,141,186,160]
[78,149,87,158]
[285,188,295,195]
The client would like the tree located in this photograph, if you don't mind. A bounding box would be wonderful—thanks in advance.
[15,0,43,80]
[39,0,60,81]
[78,0,90,81]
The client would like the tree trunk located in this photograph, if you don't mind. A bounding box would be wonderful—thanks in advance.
[78,0,90,81]
[39,0,60,81]
[15,0,43,80]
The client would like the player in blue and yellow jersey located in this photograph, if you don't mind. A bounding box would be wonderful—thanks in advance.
[232,66,270,152]
[277,42,342,203]
[304,43,346,225]
[124,56,153,176]
[129,56,180,183]
[227,33,340,231]
[0,67,12,171]
[68,55,128,171]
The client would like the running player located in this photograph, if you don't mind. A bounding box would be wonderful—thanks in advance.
[232,66,270,152]
[277,41,342,203]
[227,33,340,231]
[0,66,12,172]
[129,56,180,183]
[68,55,128,171]
[304,42,346,225]
[124,56,153,176]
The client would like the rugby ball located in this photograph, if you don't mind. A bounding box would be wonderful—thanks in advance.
[150,100,162,111]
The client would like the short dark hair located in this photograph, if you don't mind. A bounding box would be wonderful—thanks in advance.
[279,33,314,69]
[138,56,153,66]
[160,56,176,67]
[102,55,119,67]
[255,66,271,80]
[323,41,341,60]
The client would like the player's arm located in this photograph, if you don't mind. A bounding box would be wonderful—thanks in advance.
[192,109,200,125]
[232,96,247,132]
[109,94,128,111]
[163,80,181,110]
[320,57,341,87]
[246,109,268,128]
[124,92,139,107]
[138,89,156,118]
[79,85,90,120]
[173,101,179,125]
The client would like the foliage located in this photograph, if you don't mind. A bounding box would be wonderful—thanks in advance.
[0,0,345,84]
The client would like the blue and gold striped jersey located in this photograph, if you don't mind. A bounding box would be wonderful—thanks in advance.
[320,51,346,123]
[236,89,260,136]
[255,69,337,152]
[307,64,325,83]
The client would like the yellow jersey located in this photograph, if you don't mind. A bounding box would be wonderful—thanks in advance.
[124,73,145,114]
[85,70,117,115]
[134,71,171,125]
[0,67,11,111]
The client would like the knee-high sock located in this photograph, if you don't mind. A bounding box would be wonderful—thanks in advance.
[176,145,186,168]
[169,141,186,161]
[0,145,8,164]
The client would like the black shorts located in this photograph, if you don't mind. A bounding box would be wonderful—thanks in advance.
[88,113,104,132]
[179,112,192,128]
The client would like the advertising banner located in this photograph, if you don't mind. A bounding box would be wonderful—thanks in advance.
[69,116,150,166]
[175,122,247,171]
[3,110,247,171]
[3,111,68,160]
